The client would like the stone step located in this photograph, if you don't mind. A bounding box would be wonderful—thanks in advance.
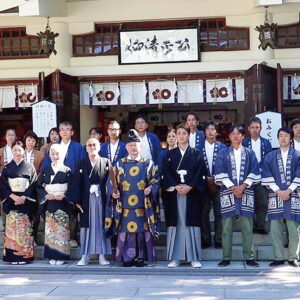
[0,245,282,261]
[0,230,281,247]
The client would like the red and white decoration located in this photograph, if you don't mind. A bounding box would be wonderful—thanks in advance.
[148,81,177,106]
[80,83,119,106]
[18,85,38,107]
[0,85,38,108]
[283,75,300,100]
[177,80,203,104]
[120,82,147,105]
[206,78,244,103]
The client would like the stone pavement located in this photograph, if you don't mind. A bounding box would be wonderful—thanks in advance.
[0,261,300,299]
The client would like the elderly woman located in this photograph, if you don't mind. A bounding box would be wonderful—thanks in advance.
[37,144,72,265]
[0,141,37,264]
[72,138,112,266]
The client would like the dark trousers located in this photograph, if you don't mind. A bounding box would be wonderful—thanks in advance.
[200,187,222,246]
[254,184,268,231]
[70,208,78,241]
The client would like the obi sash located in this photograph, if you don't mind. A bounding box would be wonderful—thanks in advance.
[8,177,29,193]
[44,183,68,197]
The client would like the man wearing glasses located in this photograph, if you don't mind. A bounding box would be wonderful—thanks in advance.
[100,120,127,166]
[41,120,84,248]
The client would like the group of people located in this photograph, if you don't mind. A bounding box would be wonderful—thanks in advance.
[0,113,300,269]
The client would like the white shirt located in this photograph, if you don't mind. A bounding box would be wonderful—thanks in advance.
[51,163,61,182]
[110,140,119,162]
[139,134,152,160]
[251,137,261,163]
[222,146,253,189]
[5,145,13,164]
[269,148,298,193]
[205,140,215,175]
[179,146,187,157]
[294,139,300,151]
[60,140,71,162]
[127,154,142,161]
[189,131,196,148]
[25,150,33,163]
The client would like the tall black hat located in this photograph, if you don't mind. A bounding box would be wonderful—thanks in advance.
[126,129,140,143]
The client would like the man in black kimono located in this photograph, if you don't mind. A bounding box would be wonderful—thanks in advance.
[162,123,207,268]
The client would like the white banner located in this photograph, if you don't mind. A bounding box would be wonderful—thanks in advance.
[0,86,15,108]
[120,82,147,105]
[256,111,282,148]
[177,80,203,104]
[148,81,177,105]
[283,75,300,100]
[17,85,38,107]
[206,78,244,103]
[80,83,119,106]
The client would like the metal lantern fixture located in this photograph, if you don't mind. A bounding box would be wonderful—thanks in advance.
[37,17,59,55]
[255,6,277,51]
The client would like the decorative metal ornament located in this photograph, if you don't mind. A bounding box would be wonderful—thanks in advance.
[255,6,277,51]
[37,17,59,55]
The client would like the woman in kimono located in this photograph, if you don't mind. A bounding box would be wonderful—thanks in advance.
[37,144,72,265]
[72,138,112,266]
[162,123,207,268]
[0,141,37,264]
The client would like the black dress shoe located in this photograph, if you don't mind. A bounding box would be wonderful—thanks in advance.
[135,258,147,267]
[245,260,259,267]
[288,260,300,267]
[201,243,212,249]
[214,242,222,249]
[255,229,268,235]
[269,260,285,267]
[218,260,230,267]
[123,260,135,267]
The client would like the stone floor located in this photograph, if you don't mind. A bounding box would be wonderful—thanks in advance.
[0,261,299,299]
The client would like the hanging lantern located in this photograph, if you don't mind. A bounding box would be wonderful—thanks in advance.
[255,6,277,51]
[37,17,59,55]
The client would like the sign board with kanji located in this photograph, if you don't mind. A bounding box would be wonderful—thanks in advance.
[32,100,57,138]
[256,111,282,148]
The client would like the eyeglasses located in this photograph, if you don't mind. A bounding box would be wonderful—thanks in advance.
[108,128,120,132]
[87,143,97,147]
[59,129,72,132]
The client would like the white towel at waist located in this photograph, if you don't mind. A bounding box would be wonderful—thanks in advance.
[8,177,29,193]
[45,183,68,197]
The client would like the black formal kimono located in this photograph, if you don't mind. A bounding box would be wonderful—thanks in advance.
[37,164,72,261]
[162,146,207,261]
[0,160,37,263]
[71,155,112,256]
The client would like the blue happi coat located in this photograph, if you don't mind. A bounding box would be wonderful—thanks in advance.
[100,140,128,166]
[191,130,205,149]
[41,141,84,174]
[261,148,300,221]
[197,141,226,177]
[215,146,261,218]
[242,136,272,170]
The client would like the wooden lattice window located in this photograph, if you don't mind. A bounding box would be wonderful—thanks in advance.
[200,18,249,51]
[72,19,250,57]
[73,24,119,56]
[0,27,47,59]
[276,22,300,48]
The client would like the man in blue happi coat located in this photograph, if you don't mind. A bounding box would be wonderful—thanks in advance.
[196,120,226,249]
[185,112,205,149]
[41,121,85,248]
[100,120,127,166]
[215,125,261,267]
[262,127,300,267]
[134,114,162,166]
[243,117,272,234]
